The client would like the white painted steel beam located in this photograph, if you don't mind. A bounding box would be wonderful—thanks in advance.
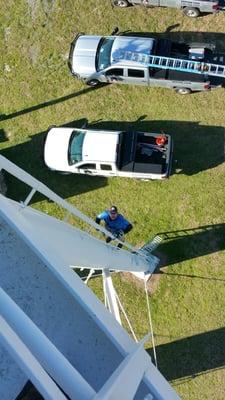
[0,287,96,400]
[93,335,152,400]
[0,194,158,274]
[0,155,131,250]
[103,269,122,325]
[0,316,68,400]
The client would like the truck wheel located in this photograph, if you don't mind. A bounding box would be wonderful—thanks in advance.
[142,0,151,6]
[183,7,200,17]
[113,0,129,7]
[175,87,191,95]
[86,79,100,87]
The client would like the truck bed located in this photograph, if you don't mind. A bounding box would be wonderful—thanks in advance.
[118,132,171,176]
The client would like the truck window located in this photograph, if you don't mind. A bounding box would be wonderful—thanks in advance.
[128,69,144,78]
[105,68,124,76]
[149,68,167,79]
[100,164,112,171]
[79,163,96,170]
[96,37,115,71]
[116,131,136,172]
[68,130,86,165]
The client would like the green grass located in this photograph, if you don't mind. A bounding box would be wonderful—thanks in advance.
[1,1,225,398]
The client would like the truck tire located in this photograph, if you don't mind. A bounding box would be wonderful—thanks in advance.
[175,87,191,95]
[142,0,151,6]
[183,7,200,17]
[113,0,130,7]
[86,79,100,87]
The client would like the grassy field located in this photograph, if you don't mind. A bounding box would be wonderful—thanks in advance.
[1,1,225,398]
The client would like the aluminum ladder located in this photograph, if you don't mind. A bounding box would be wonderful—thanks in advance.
[116,50,225,77]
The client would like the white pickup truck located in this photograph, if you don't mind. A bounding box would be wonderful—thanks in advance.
[44,126,173,180]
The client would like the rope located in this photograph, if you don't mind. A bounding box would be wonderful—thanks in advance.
[114,291,138,343]
[144,277,158,368]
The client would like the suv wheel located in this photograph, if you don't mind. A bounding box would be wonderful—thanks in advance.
[183,7,200,17]
[86,79,100,87]
[175,87,191,95]
[113,0,129,7]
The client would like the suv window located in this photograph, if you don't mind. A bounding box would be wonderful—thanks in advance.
[79,163,96,169]
[100,164,112,170]
[105,68,124,76]
[128,69,144,78]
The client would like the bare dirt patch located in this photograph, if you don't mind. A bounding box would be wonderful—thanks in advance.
[27,0,55,21]
[121,250,168,294]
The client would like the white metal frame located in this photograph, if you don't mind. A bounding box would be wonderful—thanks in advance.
[0,155,180,400]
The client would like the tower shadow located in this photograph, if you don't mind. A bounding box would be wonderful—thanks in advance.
[147,326,225,381]
[0,85,105,122]
[155,223,225,267]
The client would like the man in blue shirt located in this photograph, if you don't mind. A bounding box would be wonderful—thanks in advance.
[95,205,133,248]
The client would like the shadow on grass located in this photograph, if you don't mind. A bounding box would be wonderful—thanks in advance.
[155,223,225,267]
[0,85,105,122]
[84,117,225,176]
[1,118,107,202]
[147,326,225,382]
[119,29,225,51]
[0,129,8,143]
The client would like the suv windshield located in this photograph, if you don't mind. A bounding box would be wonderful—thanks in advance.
[68,130,86,165]
[96,37,114,71]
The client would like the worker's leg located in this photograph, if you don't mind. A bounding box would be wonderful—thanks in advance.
[115,230,125,248]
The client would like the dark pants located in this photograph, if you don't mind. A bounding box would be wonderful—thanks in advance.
[106,235,123,248]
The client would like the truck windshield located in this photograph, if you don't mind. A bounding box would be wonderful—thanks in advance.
[96,37,114,71]
[68,130,86,165]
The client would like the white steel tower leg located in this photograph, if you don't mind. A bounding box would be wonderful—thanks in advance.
[102,269,121,325]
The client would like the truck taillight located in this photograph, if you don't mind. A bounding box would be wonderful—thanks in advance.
[204,84,210,90]
[212,3,219,9]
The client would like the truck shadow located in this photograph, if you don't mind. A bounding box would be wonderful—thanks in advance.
[154,223,225,267]
[1,118,107,203]
[147,326,225,382]
[83,117,225,176]
[120,29,225,51]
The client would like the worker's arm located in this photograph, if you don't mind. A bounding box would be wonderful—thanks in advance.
[95,210,108,226]
[123,223,133,234]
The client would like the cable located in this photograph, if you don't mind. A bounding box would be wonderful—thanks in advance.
[144,277,158,369]
[114,291,138,343]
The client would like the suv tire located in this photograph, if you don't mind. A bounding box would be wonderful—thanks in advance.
[175,87,191,95]
[113,0,130,6]
[183,7,200,17]
[86,79,100,87]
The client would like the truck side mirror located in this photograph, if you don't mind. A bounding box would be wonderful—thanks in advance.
[111,27,119,35]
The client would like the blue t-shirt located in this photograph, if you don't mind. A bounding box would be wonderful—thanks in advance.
[97,211,130,232]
